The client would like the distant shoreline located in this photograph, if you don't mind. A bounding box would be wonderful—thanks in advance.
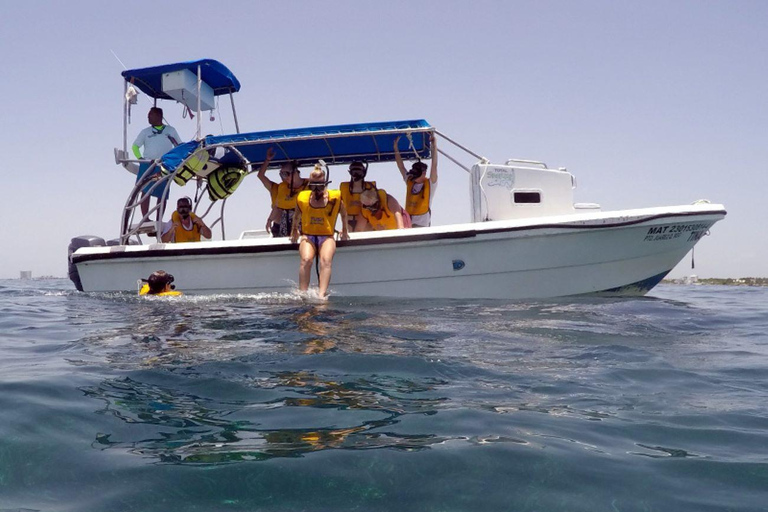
[663,277,768,287]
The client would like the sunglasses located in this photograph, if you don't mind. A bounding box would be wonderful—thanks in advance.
[177,205,191,211]
[308,182,327,190]
[362,202,380,212]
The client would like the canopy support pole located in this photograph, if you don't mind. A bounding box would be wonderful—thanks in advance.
[196,65,202,140]
[229,92,240,134]
[122,81,128,154]
[434,130,486,162]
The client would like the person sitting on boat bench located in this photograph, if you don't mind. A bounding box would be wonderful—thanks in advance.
[161,197,211,243]
[394,132,438,228]
[340,161,376,232]
[291,165,350,299]
[356,188,405,231]
[257,147,308,237]
[132,107,181,221]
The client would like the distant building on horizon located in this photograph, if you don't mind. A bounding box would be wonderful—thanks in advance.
[20,270,32,280]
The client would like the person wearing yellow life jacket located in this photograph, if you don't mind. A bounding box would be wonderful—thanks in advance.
[357,188,405,231]
[339,161,377,232]
[291,165,350,299]
[139,270,183,296]
[257,147,308,237]
[395,132,438,228]
[161,197,212,243]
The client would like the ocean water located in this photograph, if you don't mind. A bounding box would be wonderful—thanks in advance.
[1,279,767,512]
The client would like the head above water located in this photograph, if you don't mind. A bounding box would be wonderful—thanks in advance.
[147,270,174,294]
[148,107,164,126]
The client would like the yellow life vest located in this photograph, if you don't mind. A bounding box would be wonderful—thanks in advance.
[361,189,398,231]
[297,189,342,236]
[207,166,246,201]
[171,211,201,243]
[405,178,431,216]
[269,181,279,207]
[139,283,183,296]
[275,181,307,210]
[340,180,376,216]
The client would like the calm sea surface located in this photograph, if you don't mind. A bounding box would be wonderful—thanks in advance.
[1,279,767,512]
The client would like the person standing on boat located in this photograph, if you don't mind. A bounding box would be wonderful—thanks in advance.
[291,165,350,299]
[161,197,211,243]
[394,132,438,228]
[340,161,377,232]
[132,107,181,220]
[357,188,405,231]
[257,147,308,237]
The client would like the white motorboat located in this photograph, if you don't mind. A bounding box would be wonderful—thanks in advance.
[68,59,726,299]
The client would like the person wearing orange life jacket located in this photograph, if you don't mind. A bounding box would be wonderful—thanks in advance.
[394,132,438,228]
[257,147,308,237]
[161,197,211,243]
[340,161,377,232]
[357,188,405,231]
[291,165,350,299]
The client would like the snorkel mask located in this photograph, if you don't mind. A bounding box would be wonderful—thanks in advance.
[348,161,368,181]
[407,161,427,180]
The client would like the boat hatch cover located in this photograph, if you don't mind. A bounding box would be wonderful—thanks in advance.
[160,119,434,172]
[122,59,241,99]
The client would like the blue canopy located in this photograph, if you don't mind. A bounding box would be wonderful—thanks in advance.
[122,59,241,99]
[160,119,434,172]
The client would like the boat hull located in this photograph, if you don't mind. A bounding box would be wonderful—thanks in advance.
[71,204,725,299]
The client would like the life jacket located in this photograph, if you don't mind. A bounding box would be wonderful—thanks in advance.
[361,189,398,231]
[207,166,246,201]
[405,178,431,216]
[340,180,376,216]
[275,180,307,210]
[173,149,220,186]
[297,189,342,236]
[139,283,183,296]
[171,211,201,243]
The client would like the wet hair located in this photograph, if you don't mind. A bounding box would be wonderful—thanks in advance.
[411,161,428,173]
[177,196,192,207]
[147,270,174,294]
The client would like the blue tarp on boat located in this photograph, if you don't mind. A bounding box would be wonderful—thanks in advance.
[122,59,241,99]
[160,119,434,172]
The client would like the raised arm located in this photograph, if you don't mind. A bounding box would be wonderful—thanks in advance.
[257,147,276,190]
[429,132,438,185]
[394,136,408,182]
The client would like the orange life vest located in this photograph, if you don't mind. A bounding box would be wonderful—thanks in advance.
[340,180,377,216]
[405,178,431,216]
[297,189,342,236]
[361,189,399,231]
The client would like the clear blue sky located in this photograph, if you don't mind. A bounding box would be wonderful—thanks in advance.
[1,1,765,279]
